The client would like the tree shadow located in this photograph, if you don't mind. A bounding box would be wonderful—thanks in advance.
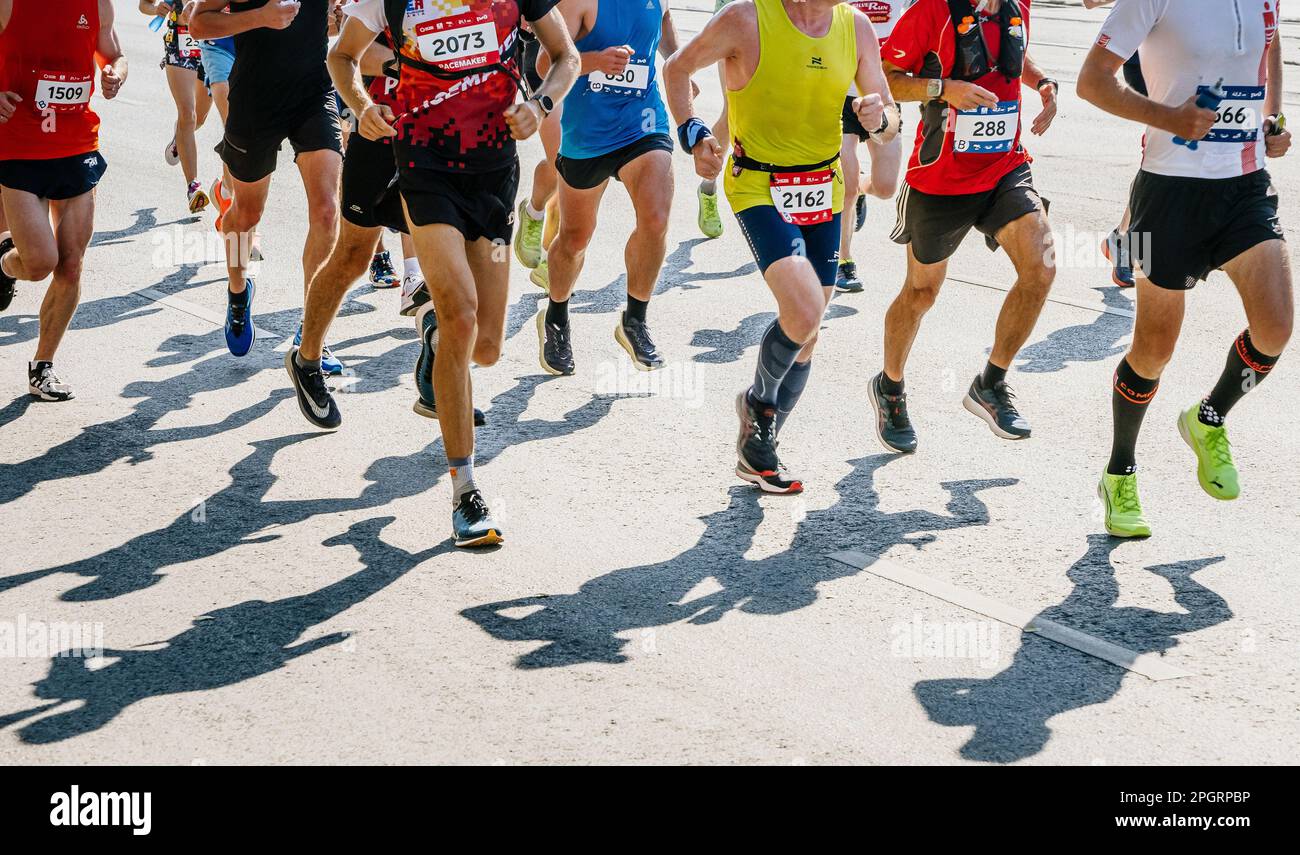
[1015,287,1134,374]
[462,454,1016,669]
[913,534,1229,763]
[0,515,448,745]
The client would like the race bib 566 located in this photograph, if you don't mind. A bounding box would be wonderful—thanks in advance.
[1204,85,1264,143]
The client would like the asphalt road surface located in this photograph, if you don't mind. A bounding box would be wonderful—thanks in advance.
[1,1,1298,765]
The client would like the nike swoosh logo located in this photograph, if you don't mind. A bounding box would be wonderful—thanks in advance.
[305,393,331,420]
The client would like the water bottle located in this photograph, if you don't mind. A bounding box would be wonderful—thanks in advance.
[148,15,165,32]
[1173,78,1225,151]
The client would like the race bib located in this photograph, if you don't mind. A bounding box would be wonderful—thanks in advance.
[952,101,1019,153]
[415,9,501,71]
[770,170,834,226]
[34,72,92,112]
[1204,84,1264,143]
[176,27,201,59]
[589,61,650,94]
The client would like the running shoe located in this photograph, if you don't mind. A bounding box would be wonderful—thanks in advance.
[452,489,503,548]
[615,311,664,371]
[854,191,867,233]
[1101,229,1135,288]
[868,371,917,453]
[834,260,863,294]
[514,200,545,269]
[293,325,344,376]
[211,177,232,232]
[530,258,550,292]
[737,443,804,494]
[249,234,264,263]
[187,180,210,214]
[285,348,342,430]
[1177,404,1240,500]
[1097,471,1152,538]
[0,237,16,312]
[225,279,256,357]
[164,137,179,166]
[536,308,574,376]
[963,375,1031,440]
[735,391,799,493]
[399,273,430,317]
[697,186,724,239]
[411,304,486,426]
[27,361,74,402]
[369,250,398,287]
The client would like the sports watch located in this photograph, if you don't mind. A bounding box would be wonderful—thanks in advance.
[926,78,944,100]
[530,94,555,116]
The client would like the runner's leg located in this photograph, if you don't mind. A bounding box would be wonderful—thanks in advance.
[298,218,381,360]
[0,189,57,282]
[883,247,947,383]
[296,148,343,301]
[221,175,271,293]
[618,149,673,305]
[34,191,95,363]
[165,64,201,188]
[989,209,1056,370]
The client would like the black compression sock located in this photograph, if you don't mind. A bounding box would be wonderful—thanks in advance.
[750,319,801,406]
[545,298,568,327]
[1200,329,1279,426]
[981,361,1007,388]
[626,295,648,324]
[776,360,812,435]
[1107,357,1159,475]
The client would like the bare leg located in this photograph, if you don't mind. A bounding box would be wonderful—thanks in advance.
[295,148,343,301]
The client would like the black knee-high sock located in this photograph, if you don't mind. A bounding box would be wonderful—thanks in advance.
[750,319,801,407]
[775,359,812,434]
[1199,329,1280,426]
[1108,357,1160,475]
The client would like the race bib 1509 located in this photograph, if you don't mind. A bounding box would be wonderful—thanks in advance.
[952,101,1019,153]
[34,72,92,112]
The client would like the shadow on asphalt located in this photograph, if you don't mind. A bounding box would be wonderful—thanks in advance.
[461,454,1016,669]
[690,302,857,365]
[1015,286,1135,374]
[913,535,1229,763]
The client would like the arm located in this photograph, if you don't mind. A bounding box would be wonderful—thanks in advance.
[1076,43,1214,140]
[328,16,391,139]
[138,0,172,17]
[663,3,747,179]
[1021,51,1056,135]
[504,8,580,140]
[657,9,680,60]
[190,0,299,39]
[359,40,394,78]
[97,0,128,99]
[1264,34,1291,157]
[849,11,896,141]
[538,0,629,77]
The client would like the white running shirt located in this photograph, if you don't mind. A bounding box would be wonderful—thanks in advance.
[1096,0,1281,179]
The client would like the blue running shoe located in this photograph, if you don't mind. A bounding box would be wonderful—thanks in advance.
[369,250,398,288]
[294,324,344,376]
[452,489,503,548]
[225,279,256,356]
[413,304,485,424]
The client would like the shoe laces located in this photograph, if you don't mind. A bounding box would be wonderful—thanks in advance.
[229,299,247,329]
[624,317,655,352]
[1203,426,1234,467]
[549,322,571,350]
[841,261,858,278]
[990,381,1021,414]
[882,388,911,428]
[460,491,491,524]
[34,364,65,390]
[1113,475,1142,515]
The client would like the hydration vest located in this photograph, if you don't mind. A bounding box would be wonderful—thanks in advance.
[945,0,1025,82]
[382,0,522,91]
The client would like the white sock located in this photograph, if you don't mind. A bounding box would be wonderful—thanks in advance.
[700,179,717,195]
[403,258,420,279]
[449,456,476,501]
[526,201,545,220]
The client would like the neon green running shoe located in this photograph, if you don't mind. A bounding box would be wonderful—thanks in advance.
[530,257,549,293]
[514,200,545,269]
[1177,404,1240,500]
[697,186,723,239]
[1097,471,1152,538]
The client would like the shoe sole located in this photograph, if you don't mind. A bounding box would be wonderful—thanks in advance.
[456,529,504,548]
[535,311,571,376]
[961,392,1030,440]
[370,278,399,289]
[284,349,341,430]
[189,191,210,214]
[27,384,74,402]
[1096,481,1151,538]
[735,463,803,494]
[414,303,437,402]
[834,283,863,294]
[165,141,179,166]
[400,286,430,318]
[614,323,663,372]
[1176,410,1239,501]
[697,193,723,239]
[529,267,549,293]
[868,380,916,454]
[513,204,542,269]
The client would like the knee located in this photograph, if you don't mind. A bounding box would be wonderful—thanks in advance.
[783,300,825,343]
[52,252,84,284]
[1129,333,1178,374]
[227,197,264,231]
[176,109,198,133]
[1251,317,1292,355]
[309,200,339,234]
[551,227,591,261]
[472,336,501,367]
[21,247,59,281]
[903,279,941,312]
[437,304,478,346]
[1019,260,1056,296]
[635,206,670,239]
[869,175,899,200]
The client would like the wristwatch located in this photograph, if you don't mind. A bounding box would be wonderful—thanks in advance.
[1037,77,1059,95]
[530,94,555,116]
[926,78,944,100]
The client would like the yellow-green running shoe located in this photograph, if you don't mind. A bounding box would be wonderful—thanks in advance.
[1177,404,1240,500]
[1097,471,1152,538]
[514,200,545,269]
[697,186,723,239]
[530,257,549,293]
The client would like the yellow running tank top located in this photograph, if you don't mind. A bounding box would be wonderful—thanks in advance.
[724,0,857,214]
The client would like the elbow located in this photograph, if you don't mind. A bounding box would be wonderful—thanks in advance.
[1076,65,1104,106]
[189,17,211,39]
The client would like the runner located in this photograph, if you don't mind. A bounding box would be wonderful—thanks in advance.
[871,0,1058,453]
[142,1,214,214]
[1078,0,1292,538]
[665,0,898,493]
[513,23,562,275]
[534,0,682,376]
[291,0,578,547]
[0,0,127,400]
[189,0,347,374]
[836,0,907,293]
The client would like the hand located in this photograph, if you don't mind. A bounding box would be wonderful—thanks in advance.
[594,45,634,76]
[692,136,724,181]
[359,104,397,141]
[155,1,175,14]
[942,79,998,111]
[178,1,194,25]
[259,0,301,30]
[853,93,884,135]
[1264,121,1291,158]
[0,91,21,123]
[504,99,544,140]
[1030,83,1056,135]
[101,65,124,100]
[1169,93,1217,142]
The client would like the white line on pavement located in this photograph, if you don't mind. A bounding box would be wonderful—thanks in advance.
[947,275,1136,319]
[826,550,1195,681]
[134,287,277,340]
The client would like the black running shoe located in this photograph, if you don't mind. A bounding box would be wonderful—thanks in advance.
[735,390,784,479]
[285,348,341,430]
[452,489,503,548]
[0,237,16,312]
[854,191,867,232]
[834,261,863,294]
[412,304,485,425]
[962,375,1031,439]
[869,371,917,453]
[615,311,664,371]
[536,308,575,376]
[736,441,804,494]
[28,361,74,402]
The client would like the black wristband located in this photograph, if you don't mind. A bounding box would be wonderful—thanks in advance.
[677,117,713,153]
